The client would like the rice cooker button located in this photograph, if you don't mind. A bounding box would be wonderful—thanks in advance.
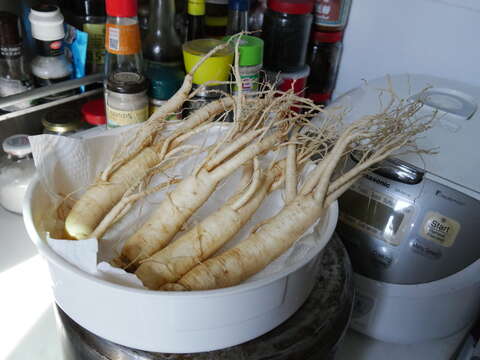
[369,248,393,269]
[409,238,442,260]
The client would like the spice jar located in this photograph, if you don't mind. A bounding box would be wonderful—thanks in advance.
[306,31,343,105]
[29,5,74,101]
[0,135,36,214]
[262,0,313,72]
[183,38,233,116]
[105,71,149,128]
[42,108,84,135]
[223,35,263,95]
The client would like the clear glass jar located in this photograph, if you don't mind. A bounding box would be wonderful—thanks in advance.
[0,135,36,214]
[105,71,149,128]
[42,108,84,135]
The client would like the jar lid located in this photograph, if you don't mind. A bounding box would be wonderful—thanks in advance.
[81,98,106,125]
[0,12,21,46]
[29,5,65,41]
[312,31,343,43]
[183,39,234,85]
[267,0,314,15]
[2,134,32,157]
[188,0,206,16]
[223,35,263,67]
[106,0,138,17]
[107,72,148,94]
[42,109,83,134]
[73,0,106,17]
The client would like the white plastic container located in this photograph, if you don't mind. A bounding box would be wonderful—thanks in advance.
[23,177,338,353]
[351,262,480,344]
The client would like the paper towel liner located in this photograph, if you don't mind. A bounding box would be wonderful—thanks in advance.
[29,123,327,289]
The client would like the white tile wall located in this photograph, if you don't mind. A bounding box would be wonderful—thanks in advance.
[335,0,480,96]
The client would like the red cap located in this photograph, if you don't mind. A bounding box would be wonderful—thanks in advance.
[106,0,138,17]
[312,31,343,43]
[307,92,332,104]
[268,0,314,15]
[82,98,106,125]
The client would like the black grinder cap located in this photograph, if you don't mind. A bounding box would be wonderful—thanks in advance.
[0,11,21,46]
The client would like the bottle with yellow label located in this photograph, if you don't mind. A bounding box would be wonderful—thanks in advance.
[71,0,106,74]
[186,0,206,41]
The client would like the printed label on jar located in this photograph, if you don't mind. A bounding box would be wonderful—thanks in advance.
[315,0,351,28]
[0,44,22,59]
[35,39,64,57]
[106,105,149,127]
[419,211,460,247]
[233,74,259,93]
[105,24,141,55]
[84,23,106,65]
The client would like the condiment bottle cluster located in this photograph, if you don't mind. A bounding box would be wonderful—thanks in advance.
[0,0,352,122]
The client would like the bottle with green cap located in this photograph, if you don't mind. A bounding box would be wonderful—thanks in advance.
[224,35,263,95]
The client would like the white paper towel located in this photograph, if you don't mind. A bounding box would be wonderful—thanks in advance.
[29,124,327,289]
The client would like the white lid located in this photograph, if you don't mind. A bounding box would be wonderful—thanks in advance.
[3,134,32,157]
[29,4,65,41]
[332,73,480,199]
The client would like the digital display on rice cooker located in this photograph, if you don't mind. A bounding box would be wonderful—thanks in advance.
[339,190,405,243]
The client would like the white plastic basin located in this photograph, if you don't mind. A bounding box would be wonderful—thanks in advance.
[23,177,338,353]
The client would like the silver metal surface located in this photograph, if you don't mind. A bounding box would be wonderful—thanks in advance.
[0,74,104,123]
[56,236,353,360]
[337,156,480,284]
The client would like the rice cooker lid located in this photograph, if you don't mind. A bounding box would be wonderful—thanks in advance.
[335,73,480,200]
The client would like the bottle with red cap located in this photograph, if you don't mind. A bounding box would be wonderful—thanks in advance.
[104,0,143,76]
[261,0,314,72]
[306,31,343,105]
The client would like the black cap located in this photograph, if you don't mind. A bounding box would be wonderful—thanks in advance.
[107,72,148,94]
[73,0,106,17]
[32,4,59,12]
[0,12,21,46]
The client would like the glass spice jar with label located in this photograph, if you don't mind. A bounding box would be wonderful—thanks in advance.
[105,71,149,128]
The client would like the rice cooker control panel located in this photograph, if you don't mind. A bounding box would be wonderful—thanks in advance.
[337,158,480,284]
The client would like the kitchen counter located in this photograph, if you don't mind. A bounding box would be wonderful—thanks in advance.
[0,207,61,360]
[0,206,467,359]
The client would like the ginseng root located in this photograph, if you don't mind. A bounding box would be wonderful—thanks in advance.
[162,94,435,291]
[119,131,285,269]
[65,97,234,240]
[135,160,284,289]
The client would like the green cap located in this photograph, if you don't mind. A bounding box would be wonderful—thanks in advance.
[223,35,263,67]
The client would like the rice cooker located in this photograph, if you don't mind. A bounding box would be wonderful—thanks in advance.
[334,74,480,344]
